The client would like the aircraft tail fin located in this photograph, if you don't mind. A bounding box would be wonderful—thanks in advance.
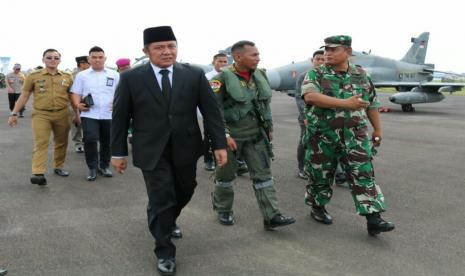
[401,32,429,64]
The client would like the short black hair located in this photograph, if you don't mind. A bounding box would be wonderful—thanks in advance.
[89,46,105,54]
[213,53,227,61]
[312,50,324,58]
[231,40,255,55]
[42,48,61,57]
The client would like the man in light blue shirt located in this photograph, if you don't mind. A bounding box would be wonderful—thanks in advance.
[71,46,119,181]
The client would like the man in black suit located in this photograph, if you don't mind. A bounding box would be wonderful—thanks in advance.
[111,26,227,276]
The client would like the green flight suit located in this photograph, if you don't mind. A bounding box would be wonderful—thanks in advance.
[210,65,281,221]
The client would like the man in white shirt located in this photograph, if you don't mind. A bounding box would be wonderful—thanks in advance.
[71,46,120,181]
[205,53,228,81]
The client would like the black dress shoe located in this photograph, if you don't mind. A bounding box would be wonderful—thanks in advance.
[264,214,296,230]
[366,213,395,236]
[54,168,70,177]
[157,258,176,276]
[310,206,333,225]
[87,169,97,181]
[30,174,47,186]
[98,167,113,177]
[171,225,182,239]
[218,212,235,225]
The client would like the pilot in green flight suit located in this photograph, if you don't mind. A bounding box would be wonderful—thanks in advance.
[210,40,295,229]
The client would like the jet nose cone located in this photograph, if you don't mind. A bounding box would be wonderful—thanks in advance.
[266,69,281,90]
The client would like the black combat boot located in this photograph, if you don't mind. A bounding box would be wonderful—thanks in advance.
[204,161,215,171]
[264,214,295,230]
[236,159,249,176]
[218,212,235,226]
[335,172,347,187]
[310,206,333,224]
[366,213,395,236]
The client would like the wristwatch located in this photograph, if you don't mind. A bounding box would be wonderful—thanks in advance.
[9,112,18,117]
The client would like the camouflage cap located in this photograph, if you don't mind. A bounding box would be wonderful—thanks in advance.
[320,35,352,48]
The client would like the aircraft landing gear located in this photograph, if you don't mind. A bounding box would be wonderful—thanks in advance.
[401,104,415,112]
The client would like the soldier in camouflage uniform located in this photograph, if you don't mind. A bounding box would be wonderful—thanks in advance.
[210,40,295,230]
[301,35,395,235]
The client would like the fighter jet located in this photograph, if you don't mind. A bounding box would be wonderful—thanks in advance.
[266,32,465,112]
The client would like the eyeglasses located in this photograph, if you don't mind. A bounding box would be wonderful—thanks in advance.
[45,56,61,60]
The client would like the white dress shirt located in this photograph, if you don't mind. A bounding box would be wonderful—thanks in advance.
[112,63,173,159]
[150,63,173,91]
[71,67,120,120]
[205,68,221,81]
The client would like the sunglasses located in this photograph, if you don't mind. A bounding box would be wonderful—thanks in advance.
[45,56,61,60]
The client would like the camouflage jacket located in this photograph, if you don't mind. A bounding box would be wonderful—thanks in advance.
[301,63,380,132]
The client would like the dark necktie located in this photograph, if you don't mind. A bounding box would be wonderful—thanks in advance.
[160,69,171,102]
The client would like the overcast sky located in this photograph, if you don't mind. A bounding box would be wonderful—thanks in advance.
[2,0,464,73]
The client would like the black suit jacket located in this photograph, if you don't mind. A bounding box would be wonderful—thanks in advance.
[111,62,227,170]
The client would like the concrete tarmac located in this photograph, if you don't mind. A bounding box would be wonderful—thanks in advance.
[0,89,464,275]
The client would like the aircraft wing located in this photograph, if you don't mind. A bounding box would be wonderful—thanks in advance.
[374,81,465,91]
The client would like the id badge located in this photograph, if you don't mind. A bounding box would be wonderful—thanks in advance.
[106,77,114,87]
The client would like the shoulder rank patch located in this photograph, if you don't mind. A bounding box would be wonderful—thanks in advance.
[210,80,222,93]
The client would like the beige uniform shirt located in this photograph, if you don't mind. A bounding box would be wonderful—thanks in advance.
[22,69,73,111]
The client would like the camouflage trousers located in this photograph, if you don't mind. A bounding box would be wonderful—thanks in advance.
[213,138,280,221]
[304,126,386,215]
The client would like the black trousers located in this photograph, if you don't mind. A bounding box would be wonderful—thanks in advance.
[142,142,198,259]
[81,117,111,169]
[297,122,305,171]
[8,93,24,113]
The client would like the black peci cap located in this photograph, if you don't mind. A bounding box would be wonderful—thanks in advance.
[143,26,177,45]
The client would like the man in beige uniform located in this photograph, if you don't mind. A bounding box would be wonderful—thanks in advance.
[8,48,75,186]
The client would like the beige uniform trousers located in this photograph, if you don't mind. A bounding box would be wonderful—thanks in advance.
[31,108,70,174]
